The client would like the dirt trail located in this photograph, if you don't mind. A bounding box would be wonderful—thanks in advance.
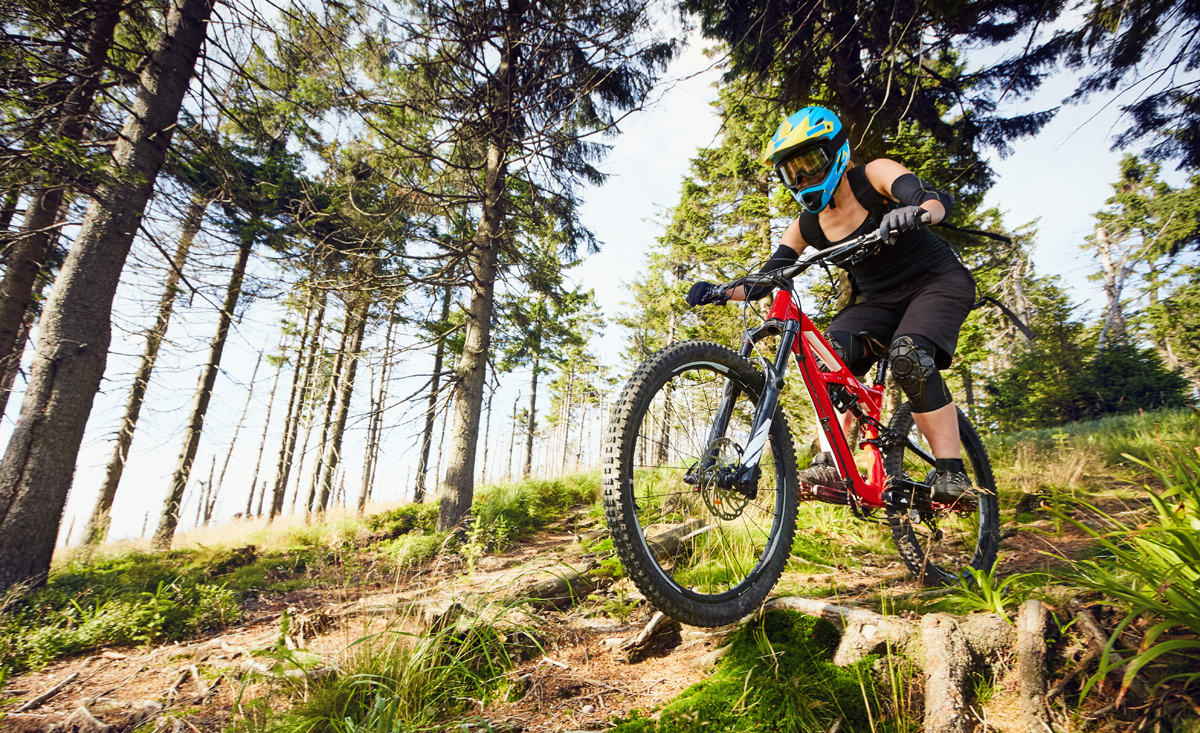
[0,509,1105,733]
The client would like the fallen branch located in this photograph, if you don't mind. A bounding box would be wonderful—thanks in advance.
[14,671,78,713]
[507,522,703,611]
[620,611,681,663]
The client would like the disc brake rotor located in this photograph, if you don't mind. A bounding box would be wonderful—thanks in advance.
[697,437,750,521]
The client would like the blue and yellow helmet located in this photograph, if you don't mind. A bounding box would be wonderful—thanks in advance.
[763,106,850,213]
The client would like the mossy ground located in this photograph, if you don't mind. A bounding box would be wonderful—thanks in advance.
[610,611,904,733]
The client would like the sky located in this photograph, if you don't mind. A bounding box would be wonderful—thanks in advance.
[11,19,1192,546]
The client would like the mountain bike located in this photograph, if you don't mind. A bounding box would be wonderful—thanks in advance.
[602,224,1000,627]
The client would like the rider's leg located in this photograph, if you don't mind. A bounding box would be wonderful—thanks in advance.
[911,402,960,459]
[890,334,973,502]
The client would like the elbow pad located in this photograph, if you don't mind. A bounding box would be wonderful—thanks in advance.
[890,174,953,217]
[745,245,799,301]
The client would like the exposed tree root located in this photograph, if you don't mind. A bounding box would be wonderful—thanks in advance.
[763,597,1017,733]
[1018,599,1053,732]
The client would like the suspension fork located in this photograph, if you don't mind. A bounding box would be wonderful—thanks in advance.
[686,320,796,494]
[736,319,796,474]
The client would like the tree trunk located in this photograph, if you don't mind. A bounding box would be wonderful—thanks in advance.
[201,455,216,526]
[82,195,207,545]
[0,188,18,242]
[436,0,521,531]
[0,0,214,591]
[1010,253,1033,346]
[0,0,124,400]
[215,350,263,504]
[479,382,494,485]
[357,307,396,513]
[656,310,676,465]
[434,395,452,487]
[507,394,519,479]
[0,297,38,423]
[524,353,539,477]
[959,367,976,424]
[415,287,452,503]
[305,309,352,517]
[289,410,315,514]
[247,343,287,516]
[152,235,253,549]
[560,368,575,474]
[269,287,325,520]
[317,297,369,514]
[358,307,395,515]
[358,365,379,515]
[1096,225,1133,351]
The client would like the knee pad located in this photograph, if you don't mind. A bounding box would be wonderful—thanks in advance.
[890,335,952,413]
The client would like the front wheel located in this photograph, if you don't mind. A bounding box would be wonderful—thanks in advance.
[602,340,797,627]
[883,403,1000,586]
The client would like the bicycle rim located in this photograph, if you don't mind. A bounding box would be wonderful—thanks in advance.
[607,342,795,619]
[884,405,1000,586]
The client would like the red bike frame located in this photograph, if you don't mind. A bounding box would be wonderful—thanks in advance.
[760,289,889,508]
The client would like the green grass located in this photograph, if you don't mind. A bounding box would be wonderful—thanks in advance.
[985,407,1200,469]
[609,610,911,733]
[0,540,340,675]
[0,473,599,678]
[239,606,535,733]
[473,472,600,534]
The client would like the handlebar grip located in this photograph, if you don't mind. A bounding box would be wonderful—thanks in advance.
[919,210,933,225]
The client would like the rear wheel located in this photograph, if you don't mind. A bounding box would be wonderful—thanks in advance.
[602,340,797,627]
[883,403,1000,586]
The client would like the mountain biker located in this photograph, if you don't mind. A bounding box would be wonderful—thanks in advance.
[685,105,975,503]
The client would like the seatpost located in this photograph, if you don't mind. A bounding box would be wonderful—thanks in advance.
[873,356,889,388]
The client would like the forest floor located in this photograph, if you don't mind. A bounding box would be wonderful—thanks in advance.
[0,491,1131,733]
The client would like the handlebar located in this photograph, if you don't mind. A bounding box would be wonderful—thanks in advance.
[717,211,933,296]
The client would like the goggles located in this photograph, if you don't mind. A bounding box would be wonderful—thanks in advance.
[774,145,833,190]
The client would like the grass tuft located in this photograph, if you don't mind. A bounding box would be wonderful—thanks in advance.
[609,610,911,732]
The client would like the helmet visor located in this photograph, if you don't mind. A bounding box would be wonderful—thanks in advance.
[775,146,832,189]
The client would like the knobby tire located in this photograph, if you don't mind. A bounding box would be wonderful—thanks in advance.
[602,340,798,627]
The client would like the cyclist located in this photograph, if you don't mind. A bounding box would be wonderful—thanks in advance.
[685,105,976,503]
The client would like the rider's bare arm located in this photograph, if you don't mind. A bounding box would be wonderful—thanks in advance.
[864,159,948,224]
[727,220,808,301]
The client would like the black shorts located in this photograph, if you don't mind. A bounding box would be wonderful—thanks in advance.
[828,267,976,370]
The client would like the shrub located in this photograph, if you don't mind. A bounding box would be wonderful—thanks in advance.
[378,532,446,569]
[1061,445,1200,697]
[272,608,526,732]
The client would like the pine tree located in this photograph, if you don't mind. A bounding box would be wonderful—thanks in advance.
[0,0,216,592]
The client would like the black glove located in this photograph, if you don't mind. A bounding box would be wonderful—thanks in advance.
[878,205,925,244]
[686,281,729,308]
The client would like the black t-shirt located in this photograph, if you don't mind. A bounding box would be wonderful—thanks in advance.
[799,166,966,296]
